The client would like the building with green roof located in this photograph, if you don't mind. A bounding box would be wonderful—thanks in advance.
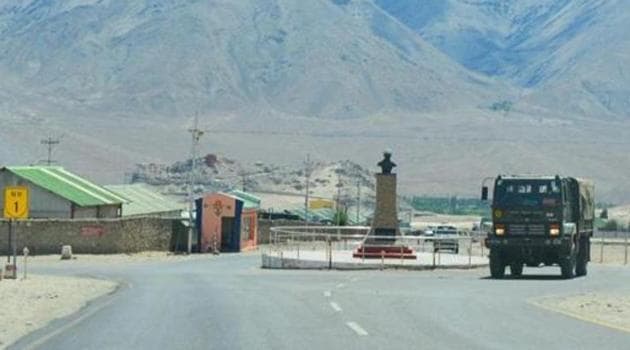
[105,184,184,218]
[0,166,127,219]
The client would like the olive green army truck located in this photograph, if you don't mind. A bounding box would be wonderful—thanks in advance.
[481,176,594,279]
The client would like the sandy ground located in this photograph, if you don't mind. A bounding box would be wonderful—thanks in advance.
[590,243,630,265]
[0,275,117,349]
[27,251,211,265]
[534,293,630,333]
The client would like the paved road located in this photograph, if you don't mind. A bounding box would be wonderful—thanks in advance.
[12,254,630,350]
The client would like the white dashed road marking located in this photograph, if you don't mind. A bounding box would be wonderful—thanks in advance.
[346,322,368,336]
[330,302,342,312]
[336,283,345,289]
[324,290,332,297]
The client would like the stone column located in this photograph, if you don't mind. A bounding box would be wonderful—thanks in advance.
[370,173,399,239]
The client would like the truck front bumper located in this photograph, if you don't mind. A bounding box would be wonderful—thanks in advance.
[486,236,573,264]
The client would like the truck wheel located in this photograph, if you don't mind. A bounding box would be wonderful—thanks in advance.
[510,263,523,277]
[560,256,575,279]
[576,238,588,277]
[489,253,505,279]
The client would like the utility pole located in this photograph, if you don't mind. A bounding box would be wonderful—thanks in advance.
[336,174,343,226]
[187,115,204,254]
[356,180,361,224]
[304,154,312,225]
[238,169,248,191]
[40,136,61,165]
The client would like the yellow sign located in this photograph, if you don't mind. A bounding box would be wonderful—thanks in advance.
[3,186,29,219]
[309,199,334,209]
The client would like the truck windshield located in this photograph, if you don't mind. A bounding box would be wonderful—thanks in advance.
[494,180,561,207]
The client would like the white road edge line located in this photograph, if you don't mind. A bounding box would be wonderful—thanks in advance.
[346,321,368,336]
[330,302,342,312]
[324,290,332,297]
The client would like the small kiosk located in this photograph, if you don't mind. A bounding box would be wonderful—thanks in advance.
[196,192,259,253]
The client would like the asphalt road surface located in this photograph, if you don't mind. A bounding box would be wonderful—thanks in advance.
[13,254,630,350]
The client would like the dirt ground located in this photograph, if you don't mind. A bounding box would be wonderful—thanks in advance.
[0,275,117,349]
[534,293,630,333]
[27,251,211,265]
[590,243,630,265]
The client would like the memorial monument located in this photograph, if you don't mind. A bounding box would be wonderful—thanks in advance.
[372,150,399,238]
[353,151,416,259]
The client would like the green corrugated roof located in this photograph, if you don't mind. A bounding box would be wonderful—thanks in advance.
[5,166,126,207]
[226,190,261,210]
[106,184,184,216]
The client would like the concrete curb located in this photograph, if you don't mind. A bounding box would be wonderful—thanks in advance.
[261,254,488,271]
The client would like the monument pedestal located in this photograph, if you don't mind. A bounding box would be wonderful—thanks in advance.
[353,169,415,259]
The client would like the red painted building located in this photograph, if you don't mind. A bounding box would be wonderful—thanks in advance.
[195,192,259,253]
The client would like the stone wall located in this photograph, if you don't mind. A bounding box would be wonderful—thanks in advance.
[0,217,174,255]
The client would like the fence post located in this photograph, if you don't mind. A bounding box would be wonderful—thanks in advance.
[600,235,604,264]
[468,237,472,268]
[400,245,404,265]
[328,238,332,270]
[381,250,385,270]
[624,230,628,266]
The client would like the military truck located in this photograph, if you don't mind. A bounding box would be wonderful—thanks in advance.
[481,175,594,279]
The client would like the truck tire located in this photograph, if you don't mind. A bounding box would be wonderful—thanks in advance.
[490,253,505,279]
[576,238,588,277]
[510,263,523,277]
[560,256,575,279]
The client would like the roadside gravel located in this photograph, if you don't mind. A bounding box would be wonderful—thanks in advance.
[0,275,116,349]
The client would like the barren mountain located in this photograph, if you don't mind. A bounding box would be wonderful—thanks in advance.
[1,0,630,203]
[0,0,502,120]
[375,0,630,118]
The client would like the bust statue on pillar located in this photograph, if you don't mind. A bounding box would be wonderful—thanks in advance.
[353,150,415,258]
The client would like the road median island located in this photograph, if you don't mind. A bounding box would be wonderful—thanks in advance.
[531,293,630,333]
[262,250,488,270]
[0,274,117,348]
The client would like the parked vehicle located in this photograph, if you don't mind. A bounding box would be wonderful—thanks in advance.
[482,175,594,279]
[433,225,459,253]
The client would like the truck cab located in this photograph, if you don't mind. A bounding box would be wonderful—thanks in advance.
[482,175,594,279]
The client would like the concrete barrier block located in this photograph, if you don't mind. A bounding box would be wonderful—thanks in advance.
[61,245,73,260]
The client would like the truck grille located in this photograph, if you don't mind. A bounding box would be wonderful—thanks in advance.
[508,224,545,236]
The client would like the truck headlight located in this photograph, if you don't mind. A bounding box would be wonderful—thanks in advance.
[495,225,505,236]
[549,224,560,236]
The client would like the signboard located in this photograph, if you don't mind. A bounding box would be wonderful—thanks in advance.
[3,186,29,219]
[81,226,106,237]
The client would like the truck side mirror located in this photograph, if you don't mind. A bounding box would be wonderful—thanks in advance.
[481,186,488,201]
